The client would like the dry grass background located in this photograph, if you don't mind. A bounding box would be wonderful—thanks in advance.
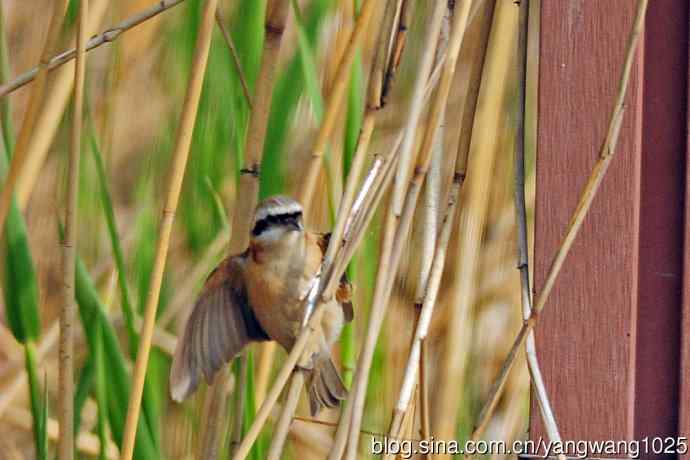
[0,0,552,458]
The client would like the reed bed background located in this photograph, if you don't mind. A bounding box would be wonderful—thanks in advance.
[0,0,639,458]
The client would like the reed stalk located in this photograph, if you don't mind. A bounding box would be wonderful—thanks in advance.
[58,0,88,457]
[513,0,562,448]
[342,3,473,458]
[0,0,67,235]
[198,2,290,457]
[433,0,514,445]
[118,0,219,458]
[463,0,648,451]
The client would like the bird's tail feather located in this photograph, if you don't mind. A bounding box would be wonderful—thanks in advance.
[307,354,347,416]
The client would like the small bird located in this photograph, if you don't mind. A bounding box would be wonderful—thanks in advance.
[170,195,353,415]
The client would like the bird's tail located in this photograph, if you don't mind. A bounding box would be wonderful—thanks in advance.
[306,354,347,416]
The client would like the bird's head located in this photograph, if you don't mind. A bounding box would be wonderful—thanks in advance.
[250,195,304,246]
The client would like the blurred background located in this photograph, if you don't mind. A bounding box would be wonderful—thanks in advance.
[0,0,537,458]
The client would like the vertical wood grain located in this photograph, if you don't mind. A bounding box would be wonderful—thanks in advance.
[635,0,687,445]
[532,0,643,443]
[681,0,690,442]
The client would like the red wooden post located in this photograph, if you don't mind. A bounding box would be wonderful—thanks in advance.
[532,0,689,457]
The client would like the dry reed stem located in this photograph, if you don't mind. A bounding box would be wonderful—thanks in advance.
[387,115,461,453]
[367,0,401,107]
[390,0,447,218]
[266,370,304,459]
[513,0,562,449]
[254,341,276,405]
[119,0,219,458]
[431,0,509,445]
[386,175,463,458]
[343,3,473,458]
[298,0,376,211]
[382,0,413,102]
[58,0,88,458]
[15,0,108,208]
[0,0,67,235]
[198,2,290,456]
[0,0,187,98]
[215,6,252,110]
[328,51,448,460]
[463,0,649,452]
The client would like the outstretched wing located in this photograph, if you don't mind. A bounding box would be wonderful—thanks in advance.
[170,256,268,402]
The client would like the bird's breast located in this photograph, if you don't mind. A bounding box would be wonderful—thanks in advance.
[244,250,318,349]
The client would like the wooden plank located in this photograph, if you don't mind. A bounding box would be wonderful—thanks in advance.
[635,0,687,444]
[532,0,643,444]
[681,0,690,442]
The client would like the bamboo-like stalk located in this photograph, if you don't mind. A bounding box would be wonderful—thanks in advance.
[0,0,188,98]
[463,0,649,451]
[118,0,219,458]
[0,0,67,235]
[298,0,376,211]
[58,0,88,457]
[197,2,290,457]
[513,0,562,449]
[342,3,473,458]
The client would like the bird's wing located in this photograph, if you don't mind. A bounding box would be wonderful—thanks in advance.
[317,233,354,323]
[170,256,268,402]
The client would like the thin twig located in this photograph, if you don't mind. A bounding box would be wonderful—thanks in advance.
[119,0,219,458]
[513,0,563,448]
[0,0,187,98]
[215,6,252,110]
[58,0,88,458]
[463,0,649,450]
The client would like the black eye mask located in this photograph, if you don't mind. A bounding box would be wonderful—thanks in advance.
[252,211,302,236]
